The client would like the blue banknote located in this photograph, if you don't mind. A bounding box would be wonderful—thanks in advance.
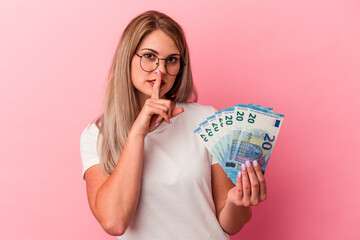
[194,103,284,185]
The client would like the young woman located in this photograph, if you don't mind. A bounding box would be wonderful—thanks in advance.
[80,10,267,239]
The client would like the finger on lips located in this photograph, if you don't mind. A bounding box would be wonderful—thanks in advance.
[152,69,165,126]
[151,69,181,127]
[151,69,161,99]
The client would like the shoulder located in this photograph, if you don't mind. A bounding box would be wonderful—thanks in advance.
[80,123,101,148]
[81,122,101,137]
[80,123,102,180]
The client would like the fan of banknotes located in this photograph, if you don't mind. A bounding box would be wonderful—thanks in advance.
[194,104,284,184]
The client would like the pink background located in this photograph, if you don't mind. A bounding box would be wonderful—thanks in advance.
[1,0,359,239]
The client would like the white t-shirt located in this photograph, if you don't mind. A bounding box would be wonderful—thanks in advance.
[80,102,230,240]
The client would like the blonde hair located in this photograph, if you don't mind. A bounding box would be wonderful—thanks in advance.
[93,10,198,176]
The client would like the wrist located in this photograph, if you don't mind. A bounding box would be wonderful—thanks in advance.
[128,126,147,140]
[128,121,147,139]
[225,197,251,212]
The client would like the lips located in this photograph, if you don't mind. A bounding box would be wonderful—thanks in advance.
[147,80,165,88]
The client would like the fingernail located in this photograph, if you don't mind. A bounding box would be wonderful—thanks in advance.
[253,160,259,167]
[170,119,172,124]
[155,122,160,127]
[246,160,251,168]
[241,164,246,171]
[238,171,242,179]
[156,69,159,75]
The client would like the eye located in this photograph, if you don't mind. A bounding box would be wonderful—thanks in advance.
[167,57,179,64]
[143,53,156,60]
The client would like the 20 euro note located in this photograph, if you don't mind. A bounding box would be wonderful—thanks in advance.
[194,104,284,185]
[227,105,284,183]
[194,121,225,165]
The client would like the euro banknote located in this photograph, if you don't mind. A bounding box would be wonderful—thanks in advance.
[194,104,284,184]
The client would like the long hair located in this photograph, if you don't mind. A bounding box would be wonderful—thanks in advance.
[93,10,198,176]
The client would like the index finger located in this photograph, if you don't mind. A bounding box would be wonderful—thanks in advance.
[151,69,161,99]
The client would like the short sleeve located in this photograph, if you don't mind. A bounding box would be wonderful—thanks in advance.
[210,152,218,165]
[204,146,219,165]
[80,123,101,180]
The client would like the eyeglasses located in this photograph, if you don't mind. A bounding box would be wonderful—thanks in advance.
[135,52,185,76]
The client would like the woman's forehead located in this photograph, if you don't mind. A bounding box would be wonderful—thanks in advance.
[137,30,179,55]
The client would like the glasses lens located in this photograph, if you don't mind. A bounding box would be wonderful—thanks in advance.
[166,57,181,76]
[140,55,158,72]
[140,54,182,76]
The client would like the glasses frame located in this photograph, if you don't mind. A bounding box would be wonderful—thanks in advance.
[135,52,186,76]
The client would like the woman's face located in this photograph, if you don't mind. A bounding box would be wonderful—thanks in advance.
[131,30,180,104]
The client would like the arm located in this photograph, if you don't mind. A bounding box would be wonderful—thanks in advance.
[218,195,252,235]
[211,160,267,235]
[85,130,145,236]
[84,71,184,236]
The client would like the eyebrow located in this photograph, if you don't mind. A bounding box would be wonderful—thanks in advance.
[140,48,180,57]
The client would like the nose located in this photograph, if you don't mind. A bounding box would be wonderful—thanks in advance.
[156,59,167,75]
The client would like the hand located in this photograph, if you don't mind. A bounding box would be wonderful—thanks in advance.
[131,70,184,137]
[227,160,267,207]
